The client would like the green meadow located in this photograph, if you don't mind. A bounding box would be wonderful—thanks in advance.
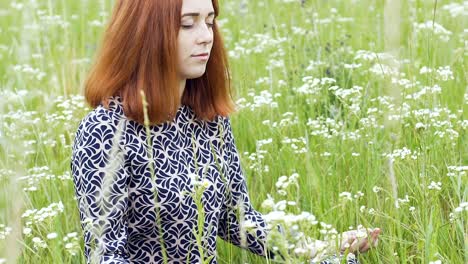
[0,0,466,263]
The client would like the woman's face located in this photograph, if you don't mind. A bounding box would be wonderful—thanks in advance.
[177,0,214,80]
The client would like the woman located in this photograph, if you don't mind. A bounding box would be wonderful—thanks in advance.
[71,0,380,263]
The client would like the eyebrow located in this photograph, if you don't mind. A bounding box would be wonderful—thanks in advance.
[181,11,215,18]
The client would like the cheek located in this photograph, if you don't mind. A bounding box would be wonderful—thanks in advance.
[177,35,190,60]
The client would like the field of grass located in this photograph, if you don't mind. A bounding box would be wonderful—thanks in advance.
[0,0,467,263]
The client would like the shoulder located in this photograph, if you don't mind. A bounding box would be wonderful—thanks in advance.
[73,97,127,147]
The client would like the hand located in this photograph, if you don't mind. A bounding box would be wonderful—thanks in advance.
[339,228,381,254]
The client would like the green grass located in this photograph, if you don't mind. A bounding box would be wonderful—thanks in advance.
[0,0,467,263]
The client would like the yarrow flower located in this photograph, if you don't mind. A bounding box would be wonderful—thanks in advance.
[414,21,452,42]
[454,202,468,213]
[21,201,65,226]
[435,66,454,81]
[427,181,442,190]
[0,224,12,240]
[446,165,468,177]
[46,232,58,239]
[31,237,47,249]
[63,232,80,256]
[274,173,299,196]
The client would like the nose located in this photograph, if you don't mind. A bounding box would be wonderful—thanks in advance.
[196,23,213,45]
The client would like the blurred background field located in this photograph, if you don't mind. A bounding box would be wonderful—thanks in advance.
[0,0,467,263]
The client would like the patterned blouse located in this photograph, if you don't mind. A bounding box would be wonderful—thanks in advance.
[71,96,359,264]
[71,96,276,264]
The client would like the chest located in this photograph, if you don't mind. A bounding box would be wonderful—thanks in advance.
[125,120,229,227]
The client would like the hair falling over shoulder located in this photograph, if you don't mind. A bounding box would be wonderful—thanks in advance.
[84,0,235,125]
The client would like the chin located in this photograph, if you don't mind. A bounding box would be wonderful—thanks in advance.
[187,70,206,79]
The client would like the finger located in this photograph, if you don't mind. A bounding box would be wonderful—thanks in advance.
[370,229,380,247]
[349,238,361,253]
[341,234,356,252]
[359,243,371,253]
[358,237,369,249]
[359,241,370,253]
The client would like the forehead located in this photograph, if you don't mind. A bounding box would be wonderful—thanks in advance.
[181,0,214,12]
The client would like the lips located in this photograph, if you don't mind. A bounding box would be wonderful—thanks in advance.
[192,53,209,57]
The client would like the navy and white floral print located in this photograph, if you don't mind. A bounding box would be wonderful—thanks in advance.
[71,96,359,264]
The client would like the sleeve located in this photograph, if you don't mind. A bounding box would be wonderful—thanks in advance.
[71,110,130,264]
[217,117,280,260]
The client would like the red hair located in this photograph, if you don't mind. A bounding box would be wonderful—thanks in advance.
[84,0,235,125]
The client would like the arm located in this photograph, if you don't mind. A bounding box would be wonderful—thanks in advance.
[71,109,130,264]
[217,117,279,260]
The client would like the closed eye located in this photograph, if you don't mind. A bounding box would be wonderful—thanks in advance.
[181,23,214,30]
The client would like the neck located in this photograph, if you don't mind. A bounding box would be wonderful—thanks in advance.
[179,79,186,102]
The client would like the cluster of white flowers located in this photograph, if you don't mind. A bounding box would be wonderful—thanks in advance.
[228,32,287,59]
[63,232,80,256]
[435,66,455,81]
[338,191,364,201]
[383,147,419,161]
[274,173,299,195]
[395,194,410,209]
[372,186,383,193]
[305,59,326,72]
[262,112,300,128]
[446,165,468,177]
[0,224,12,240]
[458,119,468,129]
[262,198,298,214]
[343,130,362,142]
[441,2,468,18]
[11,64,46,81]
[294,76,336,96]
[354,49,395,62]
[419,66,433,74]
[46,232,58,240]
[243,138,273,173]
[18,166,56,192]
[266,58,285,71]
[264,210,318,226]
[307,116,343,139]
[22,201,65,226]
[47,95,88,123]
[36,11,71,29]
[343,63,362,69]
[428,260,442,264]
[0,89,30,104]
[244,149,270,173]
[427,181,442,191]
[329,85,363,114]
[359,114,382,129]
[369,63,401,78]
[281,137,307,154]
[89,19,104,27]
[414,21,452,42]
[235,90,280,111]
[453,202,468,213]
[31,236,47,249]
[187,173,213,190]
[255,76,272,86]
[404,107,460,141]
[0,169,15,181]
[23,227,32,237]
[405,84,442,100]
[291,26,308,36]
